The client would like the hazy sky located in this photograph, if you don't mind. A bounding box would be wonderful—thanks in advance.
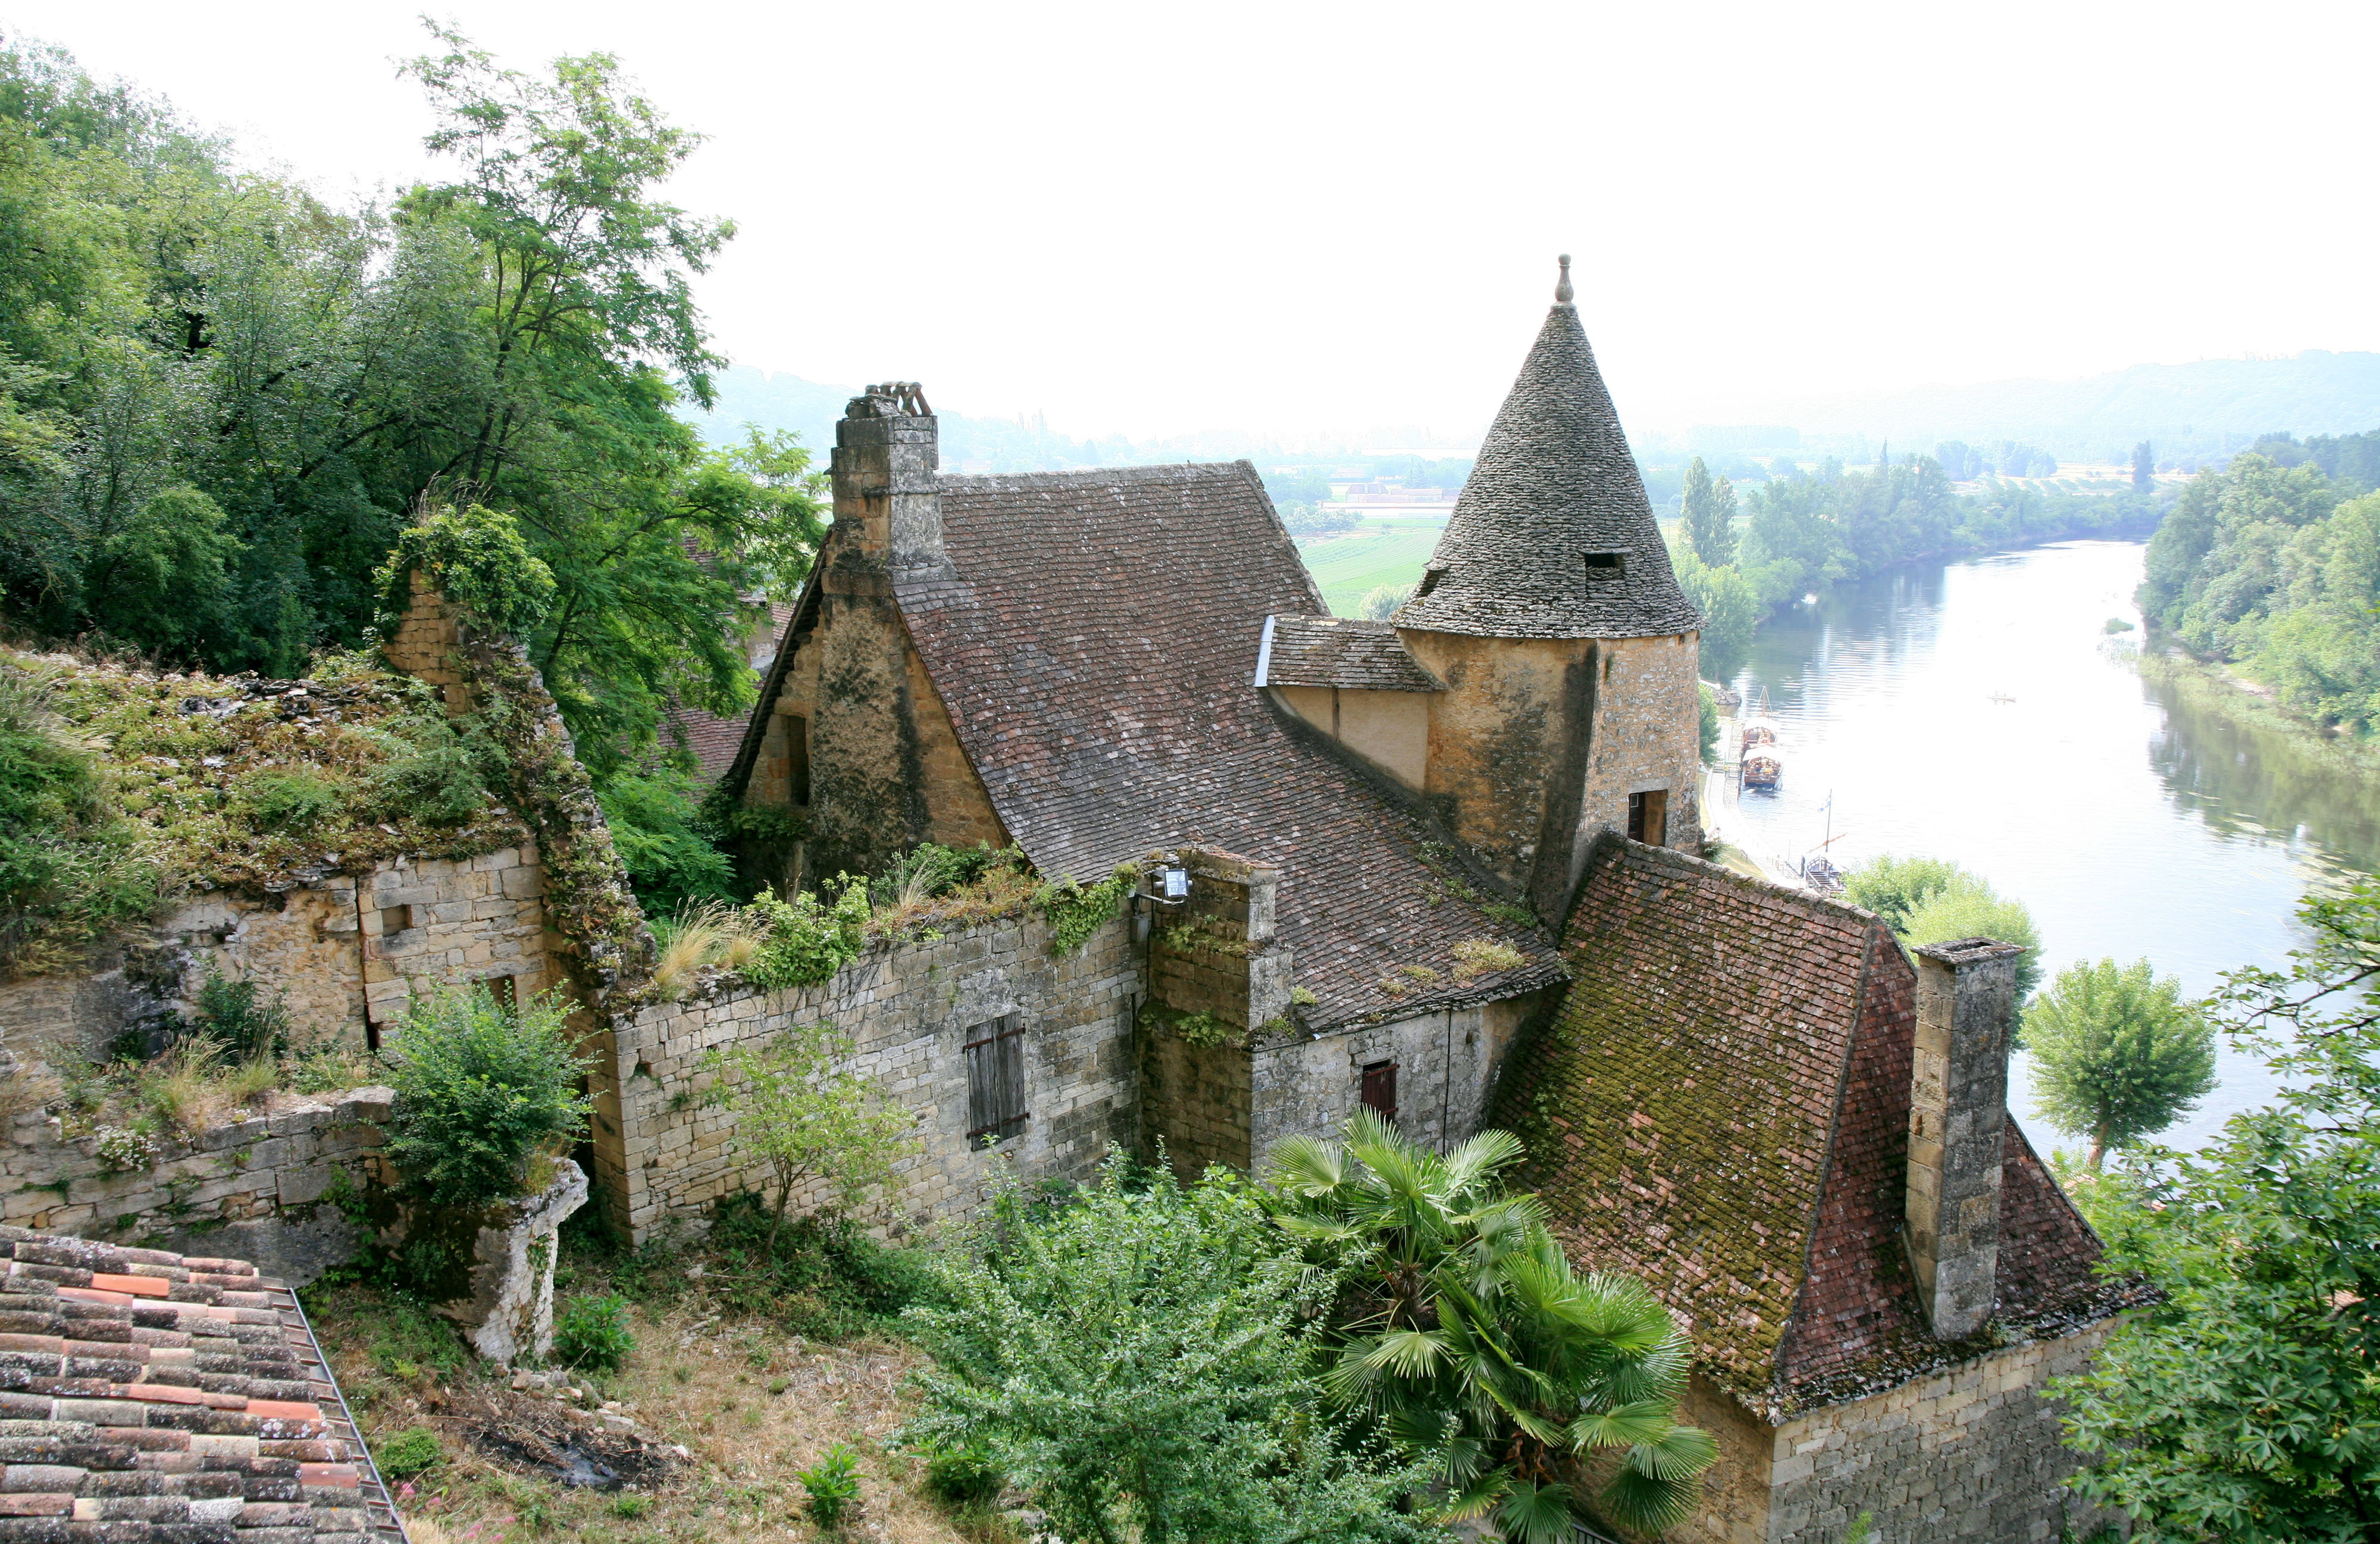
[23,0,2380,443]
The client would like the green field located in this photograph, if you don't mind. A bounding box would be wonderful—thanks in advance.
[1298,518,1446,616]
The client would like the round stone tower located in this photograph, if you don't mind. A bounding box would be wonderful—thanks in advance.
[1393,258,1706,920]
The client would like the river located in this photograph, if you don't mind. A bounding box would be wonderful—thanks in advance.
[1706,539,2378,1155]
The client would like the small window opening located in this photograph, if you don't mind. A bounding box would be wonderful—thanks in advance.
[966,1013,1028,1146]
[1414,565,1446,599]
[788,715,812,807]
[484,975,518,1015]
[1360,1060,1399,1122]
[1628,789,1669,847]
[1583,550,1626,578]
[378,904,412,936]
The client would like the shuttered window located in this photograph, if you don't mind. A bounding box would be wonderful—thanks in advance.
[1360,1060,1398,1121]
[966,1014,1028,1145]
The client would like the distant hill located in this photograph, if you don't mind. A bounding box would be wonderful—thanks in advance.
[1762,351,2380,463]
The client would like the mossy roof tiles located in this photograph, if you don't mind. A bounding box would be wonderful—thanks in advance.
[1507,838,2134,1416]
[1393,303,1701,640]
[0,1229,403,1543]
[888,462,1559,1029]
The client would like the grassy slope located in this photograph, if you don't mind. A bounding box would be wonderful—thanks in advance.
[1298,519,1445,616]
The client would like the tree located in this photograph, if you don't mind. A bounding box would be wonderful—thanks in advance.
[2054,880,2380,1540]
[2023,957,2216,1169]
[697,1019,920,1249]
[1680,456,1736,565]
[2132,441,2156,494]
[903,1151,1437,1544]
[1264,1114,1715,1542]
[1357,582,1412,620]
[1841,853,2043,998]
[1671,546,1758,681]
[384,982,592,1208]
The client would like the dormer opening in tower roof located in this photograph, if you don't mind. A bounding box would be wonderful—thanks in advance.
[1392,258,1708,919]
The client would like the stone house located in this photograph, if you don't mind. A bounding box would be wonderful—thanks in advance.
[1497,837,2140,1542]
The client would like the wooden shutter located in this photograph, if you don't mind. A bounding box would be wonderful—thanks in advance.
[966,1013,1028,1145]
[1360,1060,1398,1121]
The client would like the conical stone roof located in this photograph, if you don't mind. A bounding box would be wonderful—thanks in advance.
[1394,275,1702,640]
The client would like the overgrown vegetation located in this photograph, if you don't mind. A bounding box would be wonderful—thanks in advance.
[696,1022,921,1248]
[384,983,592,1208]
[0,659,156,978]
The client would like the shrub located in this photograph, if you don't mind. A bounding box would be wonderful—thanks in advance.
[192,966,290,1061]
[553,1293,635,1373]
[0,662,159,979]
[696,1022,919,1247]
[384,984,591,1208]
[798,1444,862,1529]
[1032,866,1132,956]
[705,1196,940,1336]
[743,877,871,989]
[363,707,506,826]
[373,501,558,640]
[374,1426,443,1480]
[922,1443,1003,1507]
[595,762,735,915]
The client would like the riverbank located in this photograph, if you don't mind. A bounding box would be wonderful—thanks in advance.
[2136,646,2380,780]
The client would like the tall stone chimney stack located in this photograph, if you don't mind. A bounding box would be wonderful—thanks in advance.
[1905,936,2024,1339]
[831,381,948,576]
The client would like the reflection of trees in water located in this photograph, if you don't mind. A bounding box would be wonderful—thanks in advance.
[1737,565,1950,703]
[2143,663,2380,876]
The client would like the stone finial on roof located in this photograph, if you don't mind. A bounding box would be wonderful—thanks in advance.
[1555,253,1573,305]
[1390,281,1702,640]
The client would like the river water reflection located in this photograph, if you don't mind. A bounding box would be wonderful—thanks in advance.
[1709,540,2376,1152]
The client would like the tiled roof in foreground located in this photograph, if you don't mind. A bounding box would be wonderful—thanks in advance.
[894,462,1561,1029]
[1256,616,1444,693]
[1503,838,2140,1417]
[0,1229,404,1543]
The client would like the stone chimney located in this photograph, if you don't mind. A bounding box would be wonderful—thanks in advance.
[831,381,948,576]
[1905,936,2024,1339]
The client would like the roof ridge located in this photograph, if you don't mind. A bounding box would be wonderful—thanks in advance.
[938,460,1257,491]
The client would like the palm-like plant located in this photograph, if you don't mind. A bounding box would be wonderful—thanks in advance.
[1264,1113,1716,1541]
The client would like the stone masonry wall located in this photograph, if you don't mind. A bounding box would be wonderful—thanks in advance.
[1673,1321,2122,1544]
[1139,1031,1252,1179]
[1566,631,1703,889]
[0,1088,393,1288]
[607,912,1138,1241]
[1248,994,1538,1165]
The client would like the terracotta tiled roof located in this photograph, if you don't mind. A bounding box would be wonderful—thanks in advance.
[1256,617,1443,692]
[0,1229,404,1542]
[1393,300,1701,640]
[1502,838,2135,1415]
[663,704,750,785]
[892,462,1561,1029]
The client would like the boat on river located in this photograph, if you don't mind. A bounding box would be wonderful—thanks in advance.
[1739,719,1782,791]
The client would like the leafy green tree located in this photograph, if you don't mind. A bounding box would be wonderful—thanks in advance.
[697,1019,920,1248]
[1357,582,1412,620]
[80,486,240,657]
[1842,853,2043,998]
[1265,1114,1715,1541]
[596,762,735,913]
[2054,880,2380,1540]
[1680,456,1736,565]
[2023,957,2217,1169]
[2132,441,2156,493]
[1671,544,1758,682]
[903,1151,1438,1544]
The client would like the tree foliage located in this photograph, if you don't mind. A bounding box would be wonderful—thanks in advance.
[1264,1114,1714,1541]
[1841,852,2043,998]
[2139,450,2380,735]
[2023,956,2216,1169]
[697,1018,920,1247]
[903,1152,1438,1544]
[385,982,591,1208]
[2055,880,2380,1540]
[0,659,157,978]
[0,28,824,774]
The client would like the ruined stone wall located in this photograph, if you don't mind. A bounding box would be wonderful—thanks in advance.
[608,913,1138,1242]
[0,1088,393,1287]
[0,848,552,1082]
[1567,632,1702,887]
[381,571,471,711]
[1674,1374,1779,1544]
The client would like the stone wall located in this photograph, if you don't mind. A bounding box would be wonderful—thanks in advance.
[1567,631,1703,877]
[1674,1323,2122,1544]
[0,1088,393,1286]
[1249,994,1537,1163]
[605,912,1139,1241]
[1138,1030,1251,1177]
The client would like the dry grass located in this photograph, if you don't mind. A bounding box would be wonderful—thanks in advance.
[653,901,763,999]
[314,1285,1010,1544]
[134,1037,278,1137]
